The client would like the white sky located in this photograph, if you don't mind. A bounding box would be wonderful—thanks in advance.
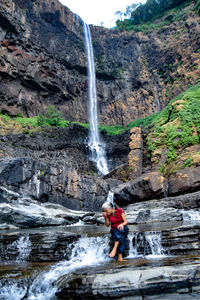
[59,0,146,28]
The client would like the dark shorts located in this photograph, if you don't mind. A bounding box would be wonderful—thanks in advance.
[111,225,129,254]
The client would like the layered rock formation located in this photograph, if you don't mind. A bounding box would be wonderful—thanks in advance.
[0,125,129,210]
[0,0,199,125]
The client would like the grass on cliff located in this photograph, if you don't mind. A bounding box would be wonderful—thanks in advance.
[0,83,200,138]
[144,82,200,175]
[115,0,196,33]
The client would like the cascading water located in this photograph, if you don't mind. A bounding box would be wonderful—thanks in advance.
[153,86,161,113]
[0,236,110,300]
[83,22,109,175]
[3,235,32,262]
[106,190,114,206]
[128,231,165,258]
[182,209,200,222]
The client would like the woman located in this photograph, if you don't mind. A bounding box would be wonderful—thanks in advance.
[102,201,129,261]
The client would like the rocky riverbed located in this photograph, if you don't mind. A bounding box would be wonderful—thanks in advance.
[0,218,200,299]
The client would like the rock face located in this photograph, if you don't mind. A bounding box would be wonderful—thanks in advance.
[114,167,200,206]
[128,127,143,179]
[0,186,94,228]
[169,166,200,195]
[0,124,128,210]
[114,171,167,206]
[0,0,199,125]
[0,229,79,262]
[56,261,200,299]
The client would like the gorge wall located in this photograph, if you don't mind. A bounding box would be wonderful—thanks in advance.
[0,0,199,126]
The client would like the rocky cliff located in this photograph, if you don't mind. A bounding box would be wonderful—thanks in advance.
[0,0,199,126]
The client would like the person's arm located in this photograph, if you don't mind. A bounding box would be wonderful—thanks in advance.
[102,212,110,227]
[117,212,127,230]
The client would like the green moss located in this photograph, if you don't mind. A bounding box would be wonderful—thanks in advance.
[184,155,193,168]
[15,116,39,127]
[72,121,89,129]
[0,111,11,123]
[99,124,125,135]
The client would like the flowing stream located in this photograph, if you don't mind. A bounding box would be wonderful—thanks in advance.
[0,231,166,299]
[83,23,109,175]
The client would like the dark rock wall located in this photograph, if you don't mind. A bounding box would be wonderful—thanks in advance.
[0,0,199,125]
[0,125,127,210]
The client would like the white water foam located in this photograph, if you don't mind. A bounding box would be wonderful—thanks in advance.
[83,22,109,175]
[5,235,32,262]
[106,191,114,205]
[0,283,27,300]
[182,209,200,222]
[128,231,165,258]
[0,236,110,300]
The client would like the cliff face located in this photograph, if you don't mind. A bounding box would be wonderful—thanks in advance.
[0,0,199,126]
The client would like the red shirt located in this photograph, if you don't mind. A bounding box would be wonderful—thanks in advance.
[108,208,124,230]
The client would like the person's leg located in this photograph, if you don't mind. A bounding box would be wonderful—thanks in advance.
[110,229,121,258]
[117,233,127,261]
[109,241,120,257]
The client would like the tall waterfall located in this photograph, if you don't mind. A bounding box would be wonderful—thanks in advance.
[83,23,109,175]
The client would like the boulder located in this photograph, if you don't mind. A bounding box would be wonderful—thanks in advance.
[169,166,200,196]
[114,171,167,206]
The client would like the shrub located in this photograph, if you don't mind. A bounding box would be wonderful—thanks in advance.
[37,106,68,128]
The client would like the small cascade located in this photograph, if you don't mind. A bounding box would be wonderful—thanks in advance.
[153,86,161,113]
[4,236,32,262]
[29,173,40,199]
[106,191,114,206]
[182,210,200,222]
[0,236,110,300]
[128,231,165,258]
[83,22,109,175]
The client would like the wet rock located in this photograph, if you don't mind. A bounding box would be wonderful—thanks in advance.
[56,262,200,299]
[0,229,79,262]
[162,223,200,255]
[0,186,93,228]
[123,190,200,224]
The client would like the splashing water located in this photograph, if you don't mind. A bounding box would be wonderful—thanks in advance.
[182,210,200,222]
[145,232,164,257]
[128,231,165,258]
[0,283,27,300]
[83,22,109,175]
[0,236,110,300]
[4,236,32,262]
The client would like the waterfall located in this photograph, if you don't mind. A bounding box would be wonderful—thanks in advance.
[0,236,110,300]
[83,22,109,175]
[3,235,32,262]
[128,231,165,258]
[153,86,161,113]
[106,191,114,206]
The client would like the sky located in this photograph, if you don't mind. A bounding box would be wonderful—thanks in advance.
[59,0,146,28]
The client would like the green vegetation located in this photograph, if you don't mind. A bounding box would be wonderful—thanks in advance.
[99,124,125,135]
[0,112,11,123]
[15,116,39,127]
[0,83,200,140]
[115,0,195,32]
[184,155,193,167]
[37,106,69,128]
[144,82,200,175]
